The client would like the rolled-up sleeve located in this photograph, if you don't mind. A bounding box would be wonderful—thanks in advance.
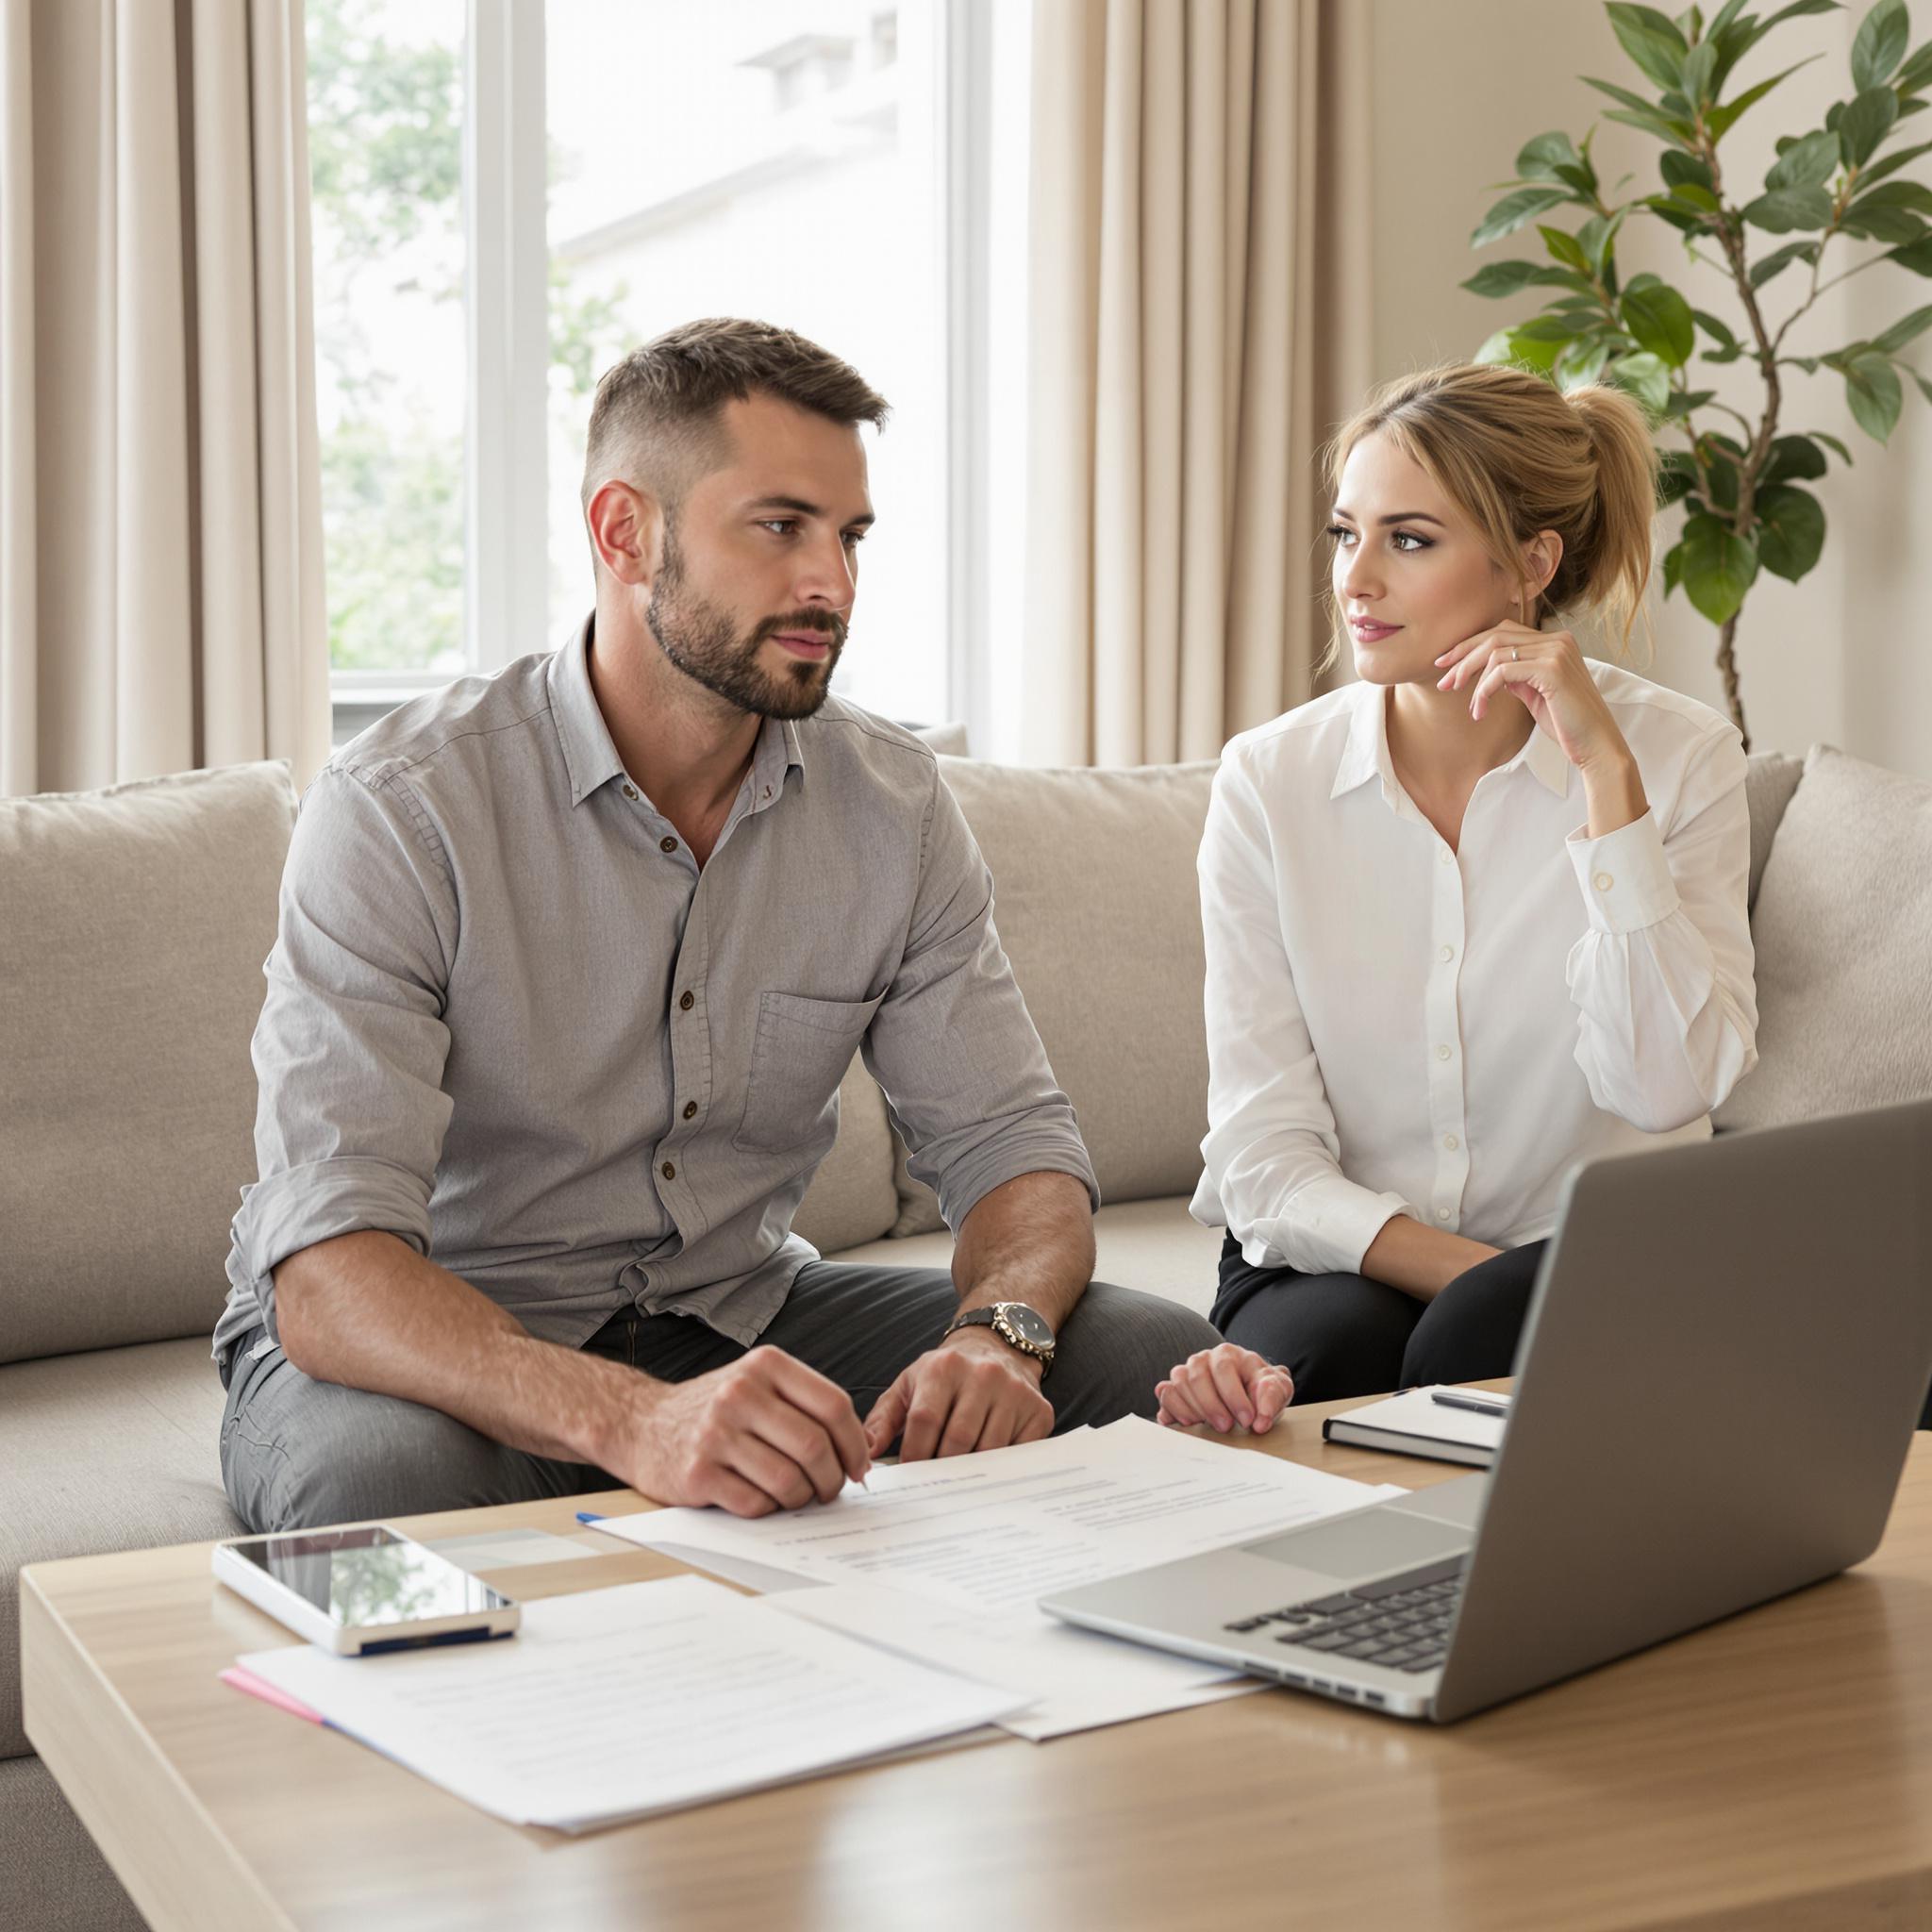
[861,765,1098,1232]
[1193,756,1413,1275]
[225,766,459,1341]
[1563,728,1758,1134]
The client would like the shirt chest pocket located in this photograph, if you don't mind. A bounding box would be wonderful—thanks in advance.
[734,990,885,1156]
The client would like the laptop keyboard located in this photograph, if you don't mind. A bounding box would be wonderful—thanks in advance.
[1221,1555,1466,1674]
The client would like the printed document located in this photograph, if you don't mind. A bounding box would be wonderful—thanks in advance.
[592,1418,1402,1737]
[237,1574,1024,1832]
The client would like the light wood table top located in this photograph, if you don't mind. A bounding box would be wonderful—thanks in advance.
[23,1390,1932,1932]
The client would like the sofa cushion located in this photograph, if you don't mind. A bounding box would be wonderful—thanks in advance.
[0,762,296,1364]
[0,1339,241,1761]
[790,1053,899,1254]
[1716,746,1932,1131]
[886,758,1217,1236]
[1743,749,1805,912]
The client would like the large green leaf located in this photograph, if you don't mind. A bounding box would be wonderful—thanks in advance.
[1764,128,1841,189]
[1810,428,1855,463]
[1584,75,1700,146]
[1852,0,1909,90]
[1472,186,1572,247]
[1460,259,1579,297]
[1857,139,1932,186]
[1607,3,1690,90]
[1748,239,1821,285]
[1661,539,1686,599]
[1898,43,1932,95]
[1751,483,1827,580]
[1741,184,1835,230]
[1677,514,1760,623]
[1872,302,1932,352]
[1840,201,1930,243]
[1840,84,1901,165]
[1759,433,1829,483]
[1556,334,1616,389]
[1662,386,1719,416]
[1693,308,1745,361]
[1708,58,1823,141]
[1577,208,1629,272]
[1539,224,1593,271]
[1844,352,1905,440]
[1659,150,1716,190]
[1886,233,1932,272]
[1516,130,1585,182]
[1849,179,1932,215]
[1607,349,1673,415]
[1681,39,1719,104]
[1622,283,1697,362]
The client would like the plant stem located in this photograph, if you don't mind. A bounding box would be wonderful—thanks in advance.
[1715,613,1751,753]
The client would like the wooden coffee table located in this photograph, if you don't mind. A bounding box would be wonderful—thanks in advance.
[23,1391,1932,1932]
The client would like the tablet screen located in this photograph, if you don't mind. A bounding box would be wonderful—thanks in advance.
[227,1525,513,1626]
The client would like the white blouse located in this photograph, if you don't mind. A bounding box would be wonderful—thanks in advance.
[1189,661,1758,1276]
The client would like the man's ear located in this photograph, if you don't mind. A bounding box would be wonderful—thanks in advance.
[587,480,665,591]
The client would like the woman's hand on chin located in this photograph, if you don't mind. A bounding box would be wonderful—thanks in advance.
[1156,1343,1294,1434]
[1431,619,1633,776]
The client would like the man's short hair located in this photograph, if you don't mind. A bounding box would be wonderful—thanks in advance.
[580,318,891,517]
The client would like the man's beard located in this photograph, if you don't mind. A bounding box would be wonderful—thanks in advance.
[646,530,846,721]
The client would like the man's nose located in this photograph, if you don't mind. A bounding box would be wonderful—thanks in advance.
[795,531,857,610]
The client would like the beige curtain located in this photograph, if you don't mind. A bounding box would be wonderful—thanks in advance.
[1,0,329,798]
[1024,0,1374,767]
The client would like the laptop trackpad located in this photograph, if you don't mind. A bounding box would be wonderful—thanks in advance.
[1247,1508,1471,1580]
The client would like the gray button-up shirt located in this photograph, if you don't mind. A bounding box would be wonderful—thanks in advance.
[214,622,1097,1364]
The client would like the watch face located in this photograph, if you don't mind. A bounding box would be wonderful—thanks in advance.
[1001,1304,1055,1348]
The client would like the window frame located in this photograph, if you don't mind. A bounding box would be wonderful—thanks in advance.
[326,0,1001,746]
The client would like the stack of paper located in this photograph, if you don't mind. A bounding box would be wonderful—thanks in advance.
[591,1417,1403,1739]
[236,1574,1024,1832]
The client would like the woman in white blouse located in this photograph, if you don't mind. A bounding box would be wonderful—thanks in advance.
[1157,361,1757,1436]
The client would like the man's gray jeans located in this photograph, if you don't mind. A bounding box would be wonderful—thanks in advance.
[218,1261,1220,1533]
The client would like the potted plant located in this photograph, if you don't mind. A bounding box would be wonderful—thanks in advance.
[1465,0,1932,746]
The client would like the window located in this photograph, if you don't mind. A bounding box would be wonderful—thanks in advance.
[310,0,982,746]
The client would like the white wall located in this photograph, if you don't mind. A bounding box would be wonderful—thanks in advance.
[1367,0,1931,775]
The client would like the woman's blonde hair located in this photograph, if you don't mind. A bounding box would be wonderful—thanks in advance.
[1316,362,1659,676]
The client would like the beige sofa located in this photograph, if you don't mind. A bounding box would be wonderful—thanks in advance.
[5,736,1927,1930]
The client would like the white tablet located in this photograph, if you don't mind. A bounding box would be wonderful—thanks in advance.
[212,1524,520,1656]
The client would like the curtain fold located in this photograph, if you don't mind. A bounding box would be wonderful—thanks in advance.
[1024,0,1374,767]
[0,0,328,798]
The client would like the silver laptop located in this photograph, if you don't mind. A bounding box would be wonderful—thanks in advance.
[1042,1098,1932,1723]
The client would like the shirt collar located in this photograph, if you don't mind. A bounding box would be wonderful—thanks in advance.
[549,614,808,811]
[1328,680,1570,805]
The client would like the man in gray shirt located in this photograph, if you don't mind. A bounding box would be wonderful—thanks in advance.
[215,317,1217,1532]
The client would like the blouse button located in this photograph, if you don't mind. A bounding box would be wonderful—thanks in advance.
[1443,1133,1459,1151]
[1436,1207,1452,1222]
[1439,848,1454,867]
[1436,1042,1453,1061]
[1439,944,1455,963]
[1593,871,1614,891]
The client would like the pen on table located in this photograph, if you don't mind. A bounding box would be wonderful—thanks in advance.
[1431,1390,1510,1418]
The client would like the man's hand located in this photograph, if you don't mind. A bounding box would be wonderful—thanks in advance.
[863,1328,1054,1462]
[616,1346,873,1517]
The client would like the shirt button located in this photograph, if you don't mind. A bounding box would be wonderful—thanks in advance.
[761,786,772,801]
[1443,1133,1459,1151]
[661,1161,675,1181]
[678,991,694,1012]
[1439,849,1454,866]
[623,783,638,800]
[1439,944,1455,963]
[1593,871,1614,891]
[1436,1207,1452,1222]
[660,835,678,854]
[683,1100,698,1120]
[1436,1042,1453,1061]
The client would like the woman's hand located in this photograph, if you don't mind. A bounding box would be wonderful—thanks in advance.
[1433,620,1630,776]
[1156,1343,1294,1434]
